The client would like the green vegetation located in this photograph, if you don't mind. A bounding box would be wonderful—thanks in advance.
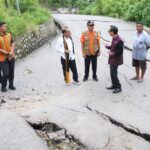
[75,0,150,27]
[0,0,51,37]
[46,0,150,27]
[1,0,149,37]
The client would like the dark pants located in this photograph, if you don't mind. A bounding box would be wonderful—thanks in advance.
[0,68,2,83]
[110,65,121,89]
[0,59,15,88]
[61,57,78,82]
[84,55,97,79]
[8,59,15,87]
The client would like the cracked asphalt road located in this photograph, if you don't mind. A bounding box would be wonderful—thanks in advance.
[1,14,150,150]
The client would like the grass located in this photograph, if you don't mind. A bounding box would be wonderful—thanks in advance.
[0,3,51,37]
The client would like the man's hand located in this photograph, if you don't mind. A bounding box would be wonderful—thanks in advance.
[104,43,109,48]
[82,53,86,58]
[97,51,101,57]
[108,51,114,56]
[65,50,70,53]
[9,52,14,57]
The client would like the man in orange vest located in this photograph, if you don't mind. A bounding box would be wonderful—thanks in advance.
[0,22,16,92]
[81,21,101,81]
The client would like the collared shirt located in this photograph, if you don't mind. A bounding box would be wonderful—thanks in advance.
[56,36,75,60]
[133,31,150,60]
[81,31,100,55]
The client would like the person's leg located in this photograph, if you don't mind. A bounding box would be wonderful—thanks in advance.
[135,67,140,79]
[138,60,147,83]
[8,59,16,89]
[69,59,78,82]
[110,65,121,89]
[84,56,91,80]
[61,57,66,82]
[132,59,140,80]
[91,55,98,80]
[1,61,9,92]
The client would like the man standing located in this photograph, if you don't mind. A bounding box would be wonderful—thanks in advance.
[131,23,150,83]
[105,26,124,94]
[56,27,80,85]
[81,21,100,82]
[0,22,16,92]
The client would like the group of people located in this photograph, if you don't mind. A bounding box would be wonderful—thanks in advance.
[56,21,150,94]
[0,20,150,94]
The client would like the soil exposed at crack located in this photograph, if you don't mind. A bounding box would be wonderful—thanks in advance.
[29,122,87,150]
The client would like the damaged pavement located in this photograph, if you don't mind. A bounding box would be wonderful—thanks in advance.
[1,14,150,150]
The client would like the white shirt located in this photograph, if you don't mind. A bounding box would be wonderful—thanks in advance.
[56,36,75,60]
[133,31,150,60]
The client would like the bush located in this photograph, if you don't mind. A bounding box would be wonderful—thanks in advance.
[0,1,51,37]
[84,6,92,15]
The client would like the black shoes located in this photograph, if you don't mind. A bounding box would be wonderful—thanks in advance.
[107,86,122,94]
[83,77,88,82]
[1,87,7,92]
[93,77,99,81]
[1,85,16,92]
[83,77,99,82]
[113,88,122,94]
[106,86,116,90]
[9,85,16,90]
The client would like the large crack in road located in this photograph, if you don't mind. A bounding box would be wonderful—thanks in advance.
[84,104,150,143]
[29,122,87,150]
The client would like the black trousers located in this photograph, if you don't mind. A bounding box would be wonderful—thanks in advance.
[8,59,15,87]
[61,57,78,82]
[84,55,97,79]
[110,65,121,89]
[0,59,15,88]
[0,68,2,83]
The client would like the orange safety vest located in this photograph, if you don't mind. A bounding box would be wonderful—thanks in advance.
[0,33,13,62]
[81,31,100,56]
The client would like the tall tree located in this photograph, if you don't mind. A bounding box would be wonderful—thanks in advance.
[16,0,21,15]
[4,0,8,8]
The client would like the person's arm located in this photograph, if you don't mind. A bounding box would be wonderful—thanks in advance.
[56,38,65,54]
[97,33,101,56]
[145,33,150,49]
[81,34,86,58]
[0,49,9,55]
[8,35,15,59]
[115,41,124,56]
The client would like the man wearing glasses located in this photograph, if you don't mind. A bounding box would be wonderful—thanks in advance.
[81,21,101,82]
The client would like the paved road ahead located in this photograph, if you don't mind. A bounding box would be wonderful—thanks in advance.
[1,14,150,150]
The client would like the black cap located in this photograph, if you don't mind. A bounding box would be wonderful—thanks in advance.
[109,25,118,34]
[87,20,94,26]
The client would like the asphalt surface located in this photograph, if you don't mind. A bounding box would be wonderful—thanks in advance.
[1,14,150,150]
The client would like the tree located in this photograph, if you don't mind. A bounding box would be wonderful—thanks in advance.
[16,0,21,15]
[4,0,8,8]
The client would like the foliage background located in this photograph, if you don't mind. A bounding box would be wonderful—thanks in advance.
[0,0,51,37]
[45,0,150,27]
[0,0,149,37]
